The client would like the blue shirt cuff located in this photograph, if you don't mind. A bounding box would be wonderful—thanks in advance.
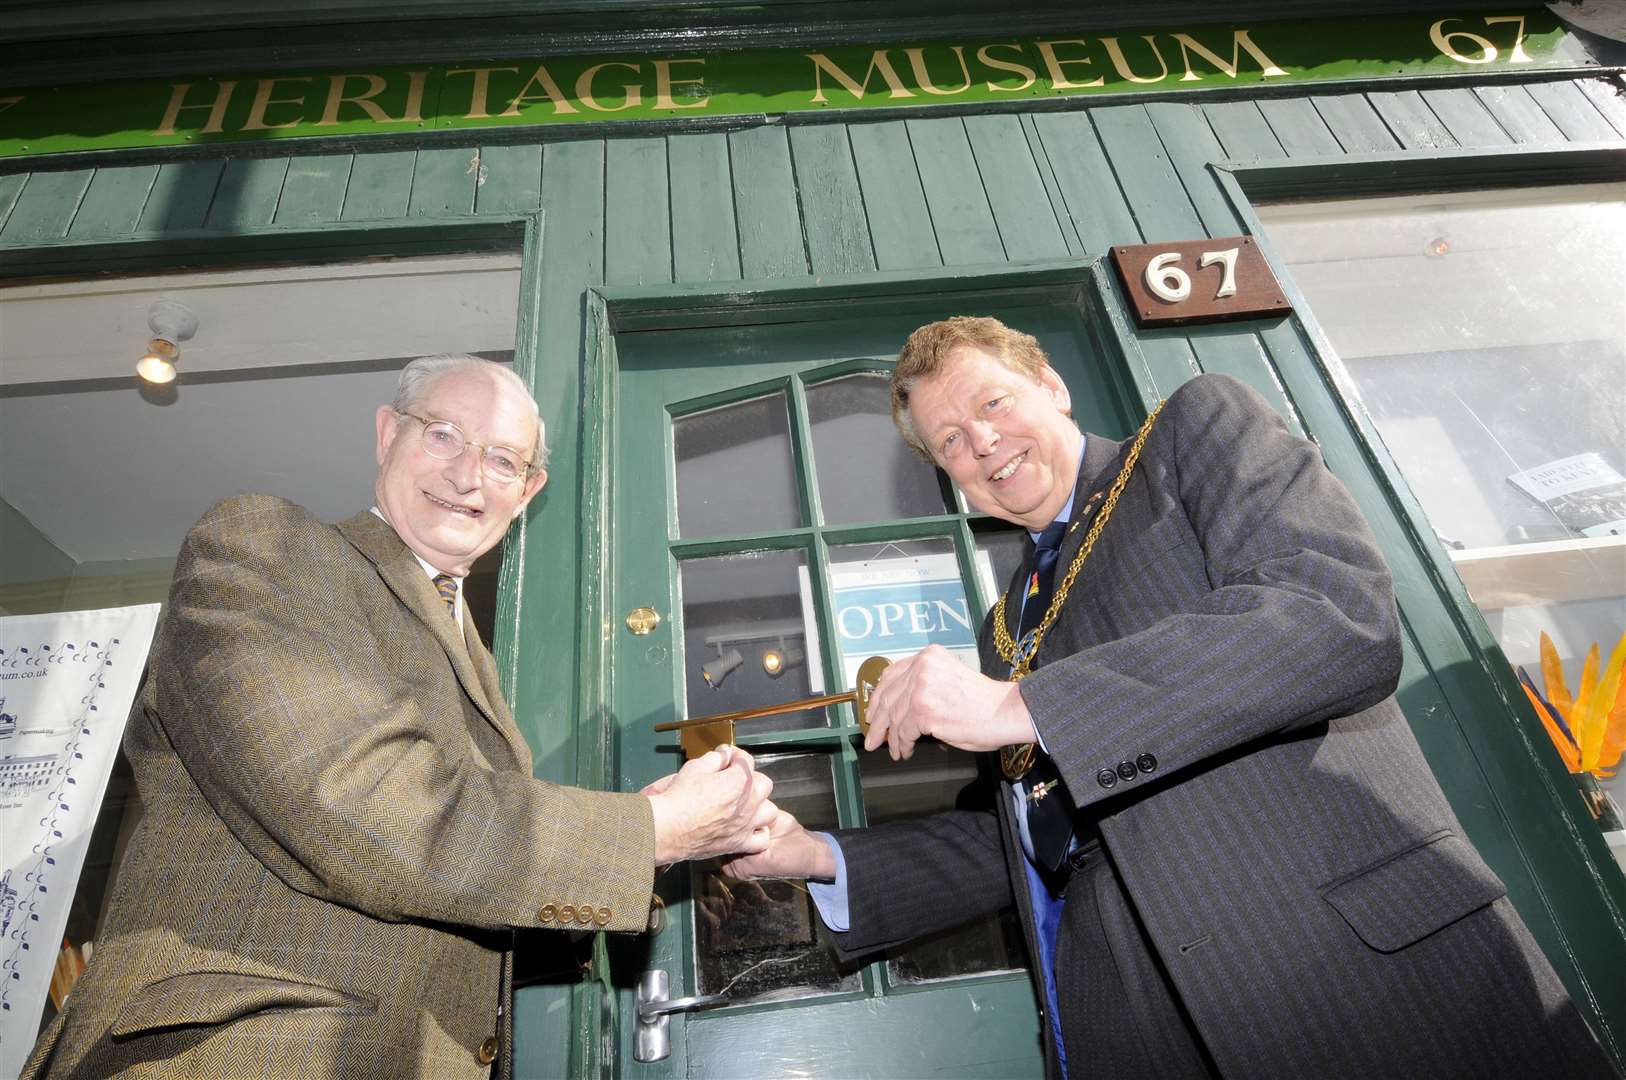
[805,832,851,932]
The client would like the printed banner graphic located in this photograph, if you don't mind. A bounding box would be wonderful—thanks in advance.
[0,605,159,1080]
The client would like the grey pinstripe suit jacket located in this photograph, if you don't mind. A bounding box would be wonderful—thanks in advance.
[24,496,656,1080]
[829,375,1614,1079]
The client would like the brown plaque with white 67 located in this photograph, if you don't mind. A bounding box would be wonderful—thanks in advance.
[1110,236,1292,328]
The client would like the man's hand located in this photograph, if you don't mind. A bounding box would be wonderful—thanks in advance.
[723,806,838,881]
[646,745,778,864]
[863,644,1036,760]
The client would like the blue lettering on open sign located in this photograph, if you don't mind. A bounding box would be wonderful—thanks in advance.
[835,580,974,653]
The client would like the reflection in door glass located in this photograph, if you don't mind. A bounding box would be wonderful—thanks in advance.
[693,753,859,1002]
[860,743,1027,983]
[806,372,948,525]
[679,551,829,734]
[674,393,802,538]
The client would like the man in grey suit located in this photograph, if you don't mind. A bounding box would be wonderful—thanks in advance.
[26,355,775,1079]
[733,318,1617,1079]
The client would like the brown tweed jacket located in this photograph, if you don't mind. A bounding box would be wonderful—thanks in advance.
[23,495,655,1079]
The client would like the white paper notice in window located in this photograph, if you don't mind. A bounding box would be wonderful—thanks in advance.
[0,604,159,1080]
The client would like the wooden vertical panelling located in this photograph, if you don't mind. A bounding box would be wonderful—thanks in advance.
[964,114,1069,263]
[274,153,354,224]
[1032,109,1197,393]
[1312,93,1402,153]
[408,146,479,217]
[1018,114,1086,257]
[341,150,416,221]
[1474,85,1566,143]
[604,137,671,286]
[1106,103,1289,413]
[0,169,91,242]
[788,124,875,275]
[1419,87,1515,146]
[67,165,159,238]
[1029,112,1137,254]
[848,120,941,271]
[669,132,741,283]
[1524,80,1623,142]
[1367,90,1458,149]
[1201,101,1286,162]
[207,158,291,230]
[729,124,807,279]
[138,160,224,230]
[474,145,543,215]
[0,173,27,233]
[906,116,1003,266]
[1257,98,1343,157]
[1142,103,1237,238]
[1575,77,1626,138]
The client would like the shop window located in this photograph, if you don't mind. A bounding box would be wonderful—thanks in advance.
[1257,184,1626,870]
[0,252,522,1026]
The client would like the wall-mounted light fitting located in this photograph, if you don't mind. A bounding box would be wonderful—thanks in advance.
[701,647,744,690]
[761,643,805,679]
[136,299,199,384]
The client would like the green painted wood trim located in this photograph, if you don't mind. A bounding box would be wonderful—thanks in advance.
[1211,150,1626,1067]
[0,10,1604,164]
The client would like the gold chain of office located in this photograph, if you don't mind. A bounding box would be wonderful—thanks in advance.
[995,400,1165,780]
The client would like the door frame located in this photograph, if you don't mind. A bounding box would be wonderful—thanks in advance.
[1213,142,1626,1063]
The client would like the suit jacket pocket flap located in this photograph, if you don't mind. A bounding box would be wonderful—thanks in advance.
[112,971,376,1039]
[1322,832,1506,953]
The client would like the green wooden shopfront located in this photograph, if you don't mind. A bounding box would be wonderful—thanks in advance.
[2,2,1623,1076]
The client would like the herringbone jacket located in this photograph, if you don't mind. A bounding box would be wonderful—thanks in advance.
[24,496,655,1079]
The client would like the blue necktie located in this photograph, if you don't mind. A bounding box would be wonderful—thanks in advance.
[1015,520,1079,872]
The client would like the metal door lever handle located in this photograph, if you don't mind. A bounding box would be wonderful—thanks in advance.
[637,992,728,1021]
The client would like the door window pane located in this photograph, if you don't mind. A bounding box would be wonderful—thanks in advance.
[678,550,828,735]
[806,372,949,524]
[859,743,1027,983]
[1258,184,1626,869]
[692,753,859,1002]
[674,394,802,538]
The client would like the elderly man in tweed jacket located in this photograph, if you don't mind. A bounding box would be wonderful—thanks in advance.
[733,318,1617,1079]
[24,355,775,1079]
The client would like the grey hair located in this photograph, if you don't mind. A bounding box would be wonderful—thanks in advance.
[390,354,548,470]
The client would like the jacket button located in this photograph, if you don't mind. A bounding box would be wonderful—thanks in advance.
[538,905,557,923]
[559,905,576,923]
[1096,768,1117,789]
[574,903,594,925]
[1136,752,1157,774]
[1116,761,1137,782]
[594,907,612,927]
[476,1035,500,1065]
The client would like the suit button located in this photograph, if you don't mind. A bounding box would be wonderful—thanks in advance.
[559,905,576,923]
[476,1035,500,1065]
[575,903,594,925]
[538,904,557,923]
[1136,753,1157,774]
[1096,768,1117,789]
[595,907,612,927]
[1116,761,1137,782]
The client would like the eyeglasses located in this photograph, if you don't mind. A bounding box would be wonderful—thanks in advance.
[395,411,536,485]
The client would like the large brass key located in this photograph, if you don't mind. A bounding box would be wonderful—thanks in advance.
[654,655,890,759]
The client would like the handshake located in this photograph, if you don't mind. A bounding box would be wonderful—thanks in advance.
[640,745,833,879]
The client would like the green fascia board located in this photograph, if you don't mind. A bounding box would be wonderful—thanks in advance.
[0,9,1606,162]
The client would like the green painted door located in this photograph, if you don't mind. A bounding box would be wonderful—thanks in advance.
[605,304,1134,1077]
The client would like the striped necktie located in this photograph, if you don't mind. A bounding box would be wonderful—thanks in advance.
[432,573,459,619]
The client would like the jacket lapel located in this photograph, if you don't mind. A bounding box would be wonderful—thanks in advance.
[336,510,529,766]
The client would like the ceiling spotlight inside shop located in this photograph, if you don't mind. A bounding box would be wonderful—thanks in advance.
[701,647,744,689]
[1426,236,1450,257]
[136,299,199,384]
[761,645,805,679]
